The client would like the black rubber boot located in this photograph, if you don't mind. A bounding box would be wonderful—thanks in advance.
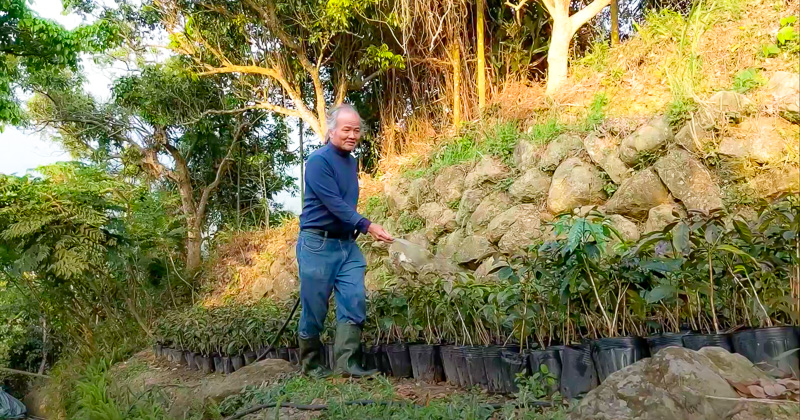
[299,336,332,379]
[334,323,378,377]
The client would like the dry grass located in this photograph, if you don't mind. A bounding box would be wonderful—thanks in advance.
[568,0,799,118]
[200,219,299,306]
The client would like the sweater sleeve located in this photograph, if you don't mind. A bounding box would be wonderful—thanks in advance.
[305,155,370,230]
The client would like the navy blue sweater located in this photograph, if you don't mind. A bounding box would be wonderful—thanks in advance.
[299,142,371,235]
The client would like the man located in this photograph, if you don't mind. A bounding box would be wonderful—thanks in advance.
[297,104,394,378]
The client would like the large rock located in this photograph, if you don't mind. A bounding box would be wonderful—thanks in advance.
[514,139,538,171]
[202,359,296,403]
[433,165,467,204]
[385,182,411,214]
[654,148,723,213]
[604,169,671,220]
[583,134,631,184]
[706,91,755,122]
[675,117,715,153]
[569,347,798,420]
[469,191,513,230]
[271,271,297,298]
[407,177,432,209]
[417,202,457,232]
[389,237,433,274]
[540,134,584,171]
[644,203,685,233]
[747,166,800,198]
[455,188,489,225]
[764,71,799,123]
[509,168,551,202]
[547,157,607,214]
[453,235,495,265]
[465,156,509,189]
[719,117,795,164]
[487,204,540,243]
[498,212,549,254]
[608,214,640,244]
[437,228,465,260]
[474,255,503,281]
[619,115,674,166]
[419,255,464,279]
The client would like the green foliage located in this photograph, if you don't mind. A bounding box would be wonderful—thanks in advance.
[364,195,389,222]
[515,365,560,404]
[483,121,521,167]
[396,213,425,234]
[217,374,566,420]
[762,15,799,57]
[524,118,565,145]
[0,0,119,126]
[0,162,186,352]
[731,68,767,93]
[583,93,609,131]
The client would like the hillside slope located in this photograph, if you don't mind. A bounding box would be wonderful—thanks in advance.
[201,0,799,304]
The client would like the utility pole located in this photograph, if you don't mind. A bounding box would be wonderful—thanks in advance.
[299,118,305,206]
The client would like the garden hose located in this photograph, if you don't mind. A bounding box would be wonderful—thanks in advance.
[253,296,301,364]
[223,399,554,420]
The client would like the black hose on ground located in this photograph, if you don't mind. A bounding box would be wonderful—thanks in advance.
[223,399,555,420]
[253,296,301,364]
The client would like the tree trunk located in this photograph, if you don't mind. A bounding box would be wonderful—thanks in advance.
[476,0,486,113]
[186,222,202,275]
[545,19,573,96]
[38,316,47,375]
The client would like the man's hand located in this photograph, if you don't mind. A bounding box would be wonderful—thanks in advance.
[367,223,394,243]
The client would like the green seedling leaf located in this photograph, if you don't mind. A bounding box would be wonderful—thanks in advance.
[672,222,690,254]
[772,347,799,361]
[646,284,676,303]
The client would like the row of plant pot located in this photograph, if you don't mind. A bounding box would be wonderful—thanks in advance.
[153,343,304,374]
[370,326,800,398]
[152,325,798,398]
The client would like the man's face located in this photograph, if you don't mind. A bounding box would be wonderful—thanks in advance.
[330,110,361,152]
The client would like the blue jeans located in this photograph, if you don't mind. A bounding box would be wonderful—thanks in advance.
[297,231,367,339]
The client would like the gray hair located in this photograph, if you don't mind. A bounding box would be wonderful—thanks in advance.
[325,104,362,142]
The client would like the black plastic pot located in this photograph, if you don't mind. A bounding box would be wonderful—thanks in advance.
[362,345,378,371]
[732,327,800,377]
[592,336,650,383]
[528,346,563,395]
[278,347,291,362]
[213,354,223,373]
[682,333,733,352]
[185,351,198,370]
[153,343,163,358]
[196,355,214,374]
[463,346,488,388]
[409,344,444,383]
[372,345,392,375]
[221,356,235,374]
[288,348,300,365]
[499,349,527,393]
[480,346,505,393]
[259,346,277,360]
[231,354,245,371]
[560,345,598,400]
[439,345,457,385]
[243,351,257,365]
[646,332,688,355]
[453,346,470,388]
[173,349,187,366]
[386,342,413,378]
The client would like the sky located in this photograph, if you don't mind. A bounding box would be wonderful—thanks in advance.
[0,0,304,213]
